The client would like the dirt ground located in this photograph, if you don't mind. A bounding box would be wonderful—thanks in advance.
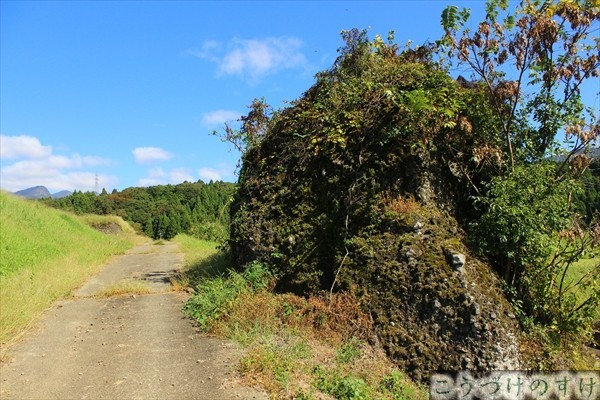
[0,242,268,400]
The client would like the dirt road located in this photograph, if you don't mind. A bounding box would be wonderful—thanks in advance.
[0,242,267,400]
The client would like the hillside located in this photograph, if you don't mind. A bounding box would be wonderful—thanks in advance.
[0,191,136,342]
[45,180,234,241]
[14,186,51,199]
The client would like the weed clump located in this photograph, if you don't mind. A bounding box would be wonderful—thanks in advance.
[184,258,426,399]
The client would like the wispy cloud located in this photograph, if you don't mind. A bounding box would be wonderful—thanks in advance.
[1,170,117,193]
[198,167,221,182]
[138,167,196,187]
[132,147,173,164]
[138,167,167,187]
[0,134,116,192]
[0,134,52,159]
[190,36,310,82]
[198,164,235,182]
[201,110,240,127]
[170,167,195,183]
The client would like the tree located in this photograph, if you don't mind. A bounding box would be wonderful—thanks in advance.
[46,181,235,241]
[144,216,154,238]
[439,0,599,169]
[154,214,168,239]
[215,97,273,157]
[440,0,600,337]
[164,212,180,240]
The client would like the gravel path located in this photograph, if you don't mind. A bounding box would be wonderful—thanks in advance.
[0,242,267,400]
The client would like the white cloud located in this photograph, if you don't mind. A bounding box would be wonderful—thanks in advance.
[201,110,240,127]
[198,167,222,182]
[0,134,52,159]
[170,168,195,183]
[138,167,166,187]
[0,135,117,192]
[191,36,309,81]
[198,164,235,182]
[132,147,173,164]
[138,167,195,187]
[187,40,220,62]
[0,162,117,193]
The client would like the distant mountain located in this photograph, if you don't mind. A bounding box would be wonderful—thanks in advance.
[14,186,51,199]
[51,190,72,199]
[13,186,72,199]
[550,146,600,162]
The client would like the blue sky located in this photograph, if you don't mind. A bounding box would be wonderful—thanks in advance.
[1,1,597,193]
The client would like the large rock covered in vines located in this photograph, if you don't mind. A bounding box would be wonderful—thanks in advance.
[228,36,521,380]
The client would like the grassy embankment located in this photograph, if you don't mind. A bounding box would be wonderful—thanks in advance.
[173,234,427,400]
[0,191,138,345]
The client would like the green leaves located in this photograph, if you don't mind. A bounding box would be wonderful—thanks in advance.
[485,0,509,22]
[441,5,471,32]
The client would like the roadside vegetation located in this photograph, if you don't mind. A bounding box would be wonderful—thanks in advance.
[0,191,137,345]
[170,234,227,290]
[178,235,426,399]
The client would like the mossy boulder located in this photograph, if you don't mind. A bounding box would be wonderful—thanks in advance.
[228,42,520,380]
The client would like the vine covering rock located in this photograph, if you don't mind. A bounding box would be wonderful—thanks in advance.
[227,31,523,380]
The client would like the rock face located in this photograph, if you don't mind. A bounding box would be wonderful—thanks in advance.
[444,248,466,270]
[228,56,521,380]
[356,206,521,380]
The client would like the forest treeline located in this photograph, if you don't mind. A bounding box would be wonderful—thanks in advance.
[43,180,234,241]
[576,160,600,224]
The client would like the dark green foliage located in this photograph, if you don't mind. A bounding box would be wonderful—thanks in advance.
[44,180,235,241]
[467,163,600,336]
[573,160,600,223]
[470,163,575,288]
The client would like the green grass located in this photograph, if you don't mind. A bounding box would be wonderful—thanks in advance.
[78,214,137,236]
[170,234,227,290]
[564,256,599,297]
[176,238,427,400]
[556,255,599,324]
[0,191,136,344]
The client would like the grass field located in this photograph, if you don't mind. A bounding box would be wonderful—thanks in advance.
[0,191,138,345]
[559,255,599,309]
